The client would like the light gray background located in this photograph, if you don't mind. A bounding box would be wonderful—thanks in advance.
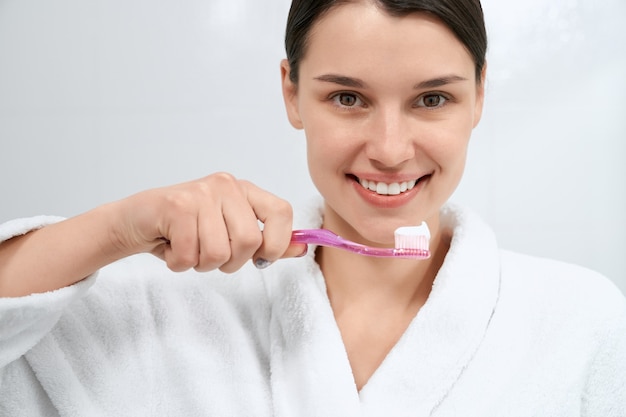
[1,0,624,294]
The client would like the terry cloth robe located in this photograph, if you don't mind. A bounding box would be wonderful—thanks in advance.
[0,203,625,417]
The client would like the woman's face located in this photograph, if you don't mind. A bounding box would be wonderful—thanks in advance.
[282,2,485,246]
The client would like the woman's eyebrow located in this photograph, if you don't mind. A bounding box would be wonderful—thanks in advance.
[414,75,468,89]
[313,74,366,88]
[313,73,468,89]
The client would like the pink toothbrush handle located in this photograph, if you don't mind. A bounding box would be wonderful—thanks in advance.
[291,229,429,259]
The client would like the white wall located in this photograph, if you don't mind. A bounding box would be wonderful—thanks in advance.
[0,0,624,294]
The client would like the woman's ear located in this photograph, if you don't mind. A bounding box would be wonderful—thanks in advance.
[472,63,487,128]
[280,59,304,129]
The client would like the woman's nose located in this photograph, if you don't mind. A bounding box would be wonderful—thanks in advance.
[364,108,415,168]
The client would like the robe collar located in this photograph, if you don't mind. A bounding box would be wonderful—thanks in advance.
[264,202,501,417]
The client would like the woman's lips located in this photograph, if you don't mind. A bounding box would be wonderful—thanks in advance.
[356,177,417,196]
[349,174,430,208]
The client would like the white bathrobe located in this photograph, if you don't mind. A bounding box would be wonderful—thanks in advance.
[1,203,625,417]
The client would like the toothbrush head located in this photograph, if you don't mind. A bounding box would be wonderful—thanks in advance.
[394,221,430,251]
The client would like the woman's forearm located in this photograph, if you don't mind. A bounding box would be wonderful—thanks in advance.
[0,203,128,298]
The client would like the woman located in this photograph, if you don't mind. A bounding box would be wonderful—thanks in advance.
[1,0,624,415]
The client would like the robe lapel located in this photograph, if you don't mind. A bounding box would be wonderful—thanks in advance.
[264,254,362,417]
[358,205,501,416]
[264,203,500,417]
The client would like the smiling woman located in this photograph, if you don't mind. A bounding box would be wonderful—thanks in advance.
[283,5,484,249]
[0,0,625,416]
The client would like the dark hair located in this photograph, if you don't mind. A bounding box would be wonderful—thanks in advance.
[285,0,487,84]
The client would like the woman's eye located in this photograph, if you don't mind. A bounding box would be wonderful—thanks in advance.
[417,94,448,108]
[332,93,362,108]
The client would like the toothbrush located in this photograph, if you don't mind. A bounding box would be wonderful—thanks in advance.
[291,222,430,259]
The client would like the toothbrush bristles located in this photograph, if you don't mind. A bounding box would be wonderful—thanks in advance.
[395,235,429,250]
[394,222,431,253]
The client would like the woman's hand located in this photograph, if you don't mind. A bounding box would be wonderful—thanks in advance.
[111,173,303,273]
[0,173,305,297]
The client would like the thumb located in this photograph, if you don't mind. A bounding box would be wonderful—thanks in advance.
[280,242,308,259]
[253,242,307,270]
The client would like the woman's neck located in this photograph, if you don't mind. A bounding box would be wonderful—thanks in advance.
[317,224,451,315]
[316,224,451,391]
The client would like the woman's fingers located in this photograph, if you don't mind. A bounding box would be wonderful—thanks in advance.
[210,179,264,273]
[237,180,294,268]
[126,173,303,273]
[162,213,200,272]
[196,212,232,272]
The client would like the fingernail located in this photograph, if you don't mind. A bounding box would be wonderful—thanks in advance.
[254,258,273,269]
[296,245,308,258]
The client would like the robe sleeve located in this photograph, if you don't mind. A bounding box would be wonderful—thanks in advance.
[581,290,626,416]
[0,216,97,367]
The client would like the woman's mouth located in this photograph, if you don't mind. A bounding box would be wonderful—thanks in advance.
[352,176,419,196]
[348,174,430,208]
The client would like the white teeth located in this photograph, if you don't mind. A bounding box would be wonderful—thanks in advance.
[388,183,401,195]
[357,177,418,196]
